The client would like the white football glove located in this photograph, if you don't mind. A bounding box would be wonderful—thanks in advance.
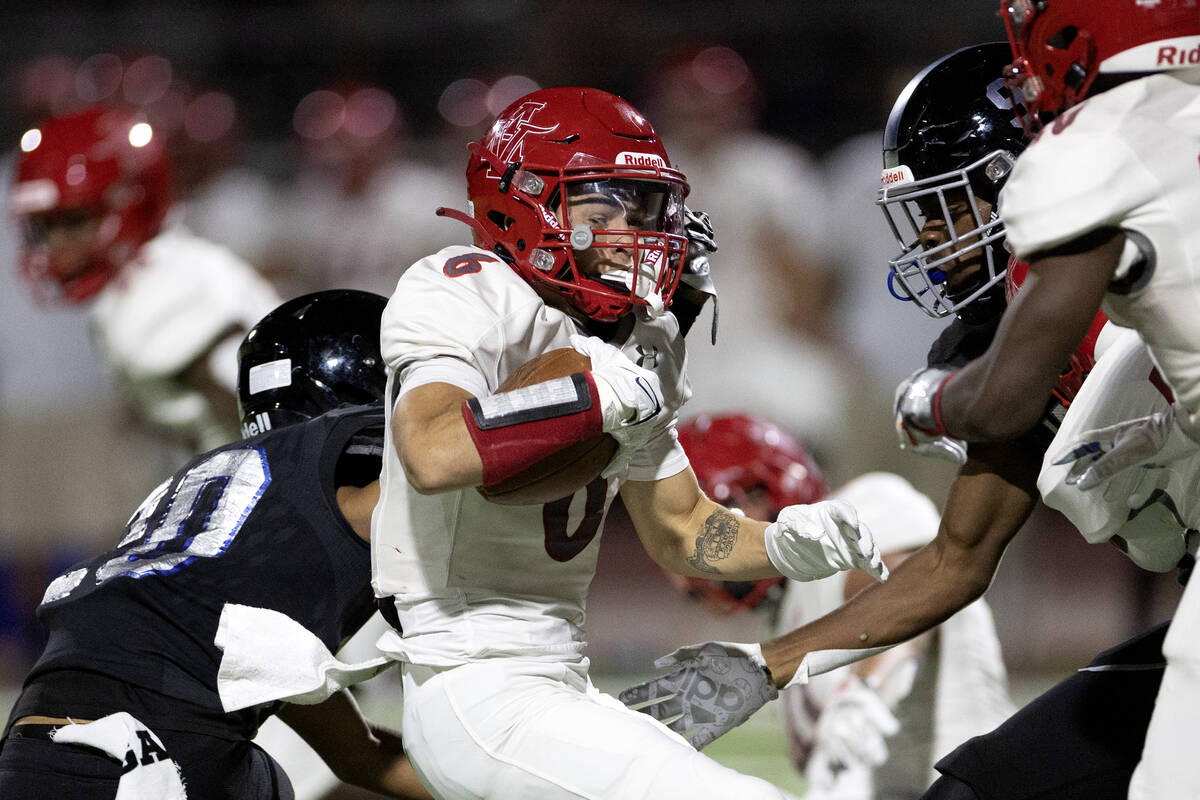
[894,367,966,465]
[765,500,888,583]
[570,334,665,478]
[813,676,900,771]
[1051,404,1200,491]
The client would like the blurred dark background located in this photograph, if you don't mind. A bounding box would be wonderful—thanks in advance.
[0,0,1000,159]
[0,0,1181,696]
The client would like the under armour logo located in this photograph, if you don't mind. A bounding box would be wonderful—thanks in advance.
[634,345,660,368]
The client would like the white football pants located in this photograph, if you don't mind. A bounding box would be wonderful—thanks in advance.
[1128,561,1200,800]
[399,658,791,800]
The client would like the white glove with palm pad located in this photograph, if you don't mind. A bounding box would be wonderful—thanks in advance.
[765,500,888,582]
[810,676,900,777]
[1051,404,1200,491]
[618,641,776,750]
[570,334,665,478]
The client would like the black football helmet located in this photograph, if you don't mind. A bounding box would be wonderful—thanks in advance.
[877,42,1028,324]
[237,289,387,436]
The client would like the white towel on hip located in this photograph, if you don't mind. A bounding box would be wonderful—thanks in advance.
[51,712,187,799]
[215,603,393,711]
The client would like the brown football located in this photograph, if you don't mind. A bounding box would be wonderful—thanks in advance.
[476,347,619,506]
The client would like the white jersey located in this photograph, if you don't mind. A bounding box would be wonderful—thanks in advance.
[1002,70,1200,433]
[89,224,281,451]
[1039,324,1198,572]
[372,245,691,667]
[777,473,1014,796]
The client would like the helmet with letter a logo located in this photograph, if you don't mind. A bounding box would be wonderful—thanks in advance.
[452,87,690,323]
[1000,0,1200,135]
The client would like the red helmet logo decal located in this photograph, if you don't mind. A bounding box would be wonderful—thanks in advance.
[491,101,559,164]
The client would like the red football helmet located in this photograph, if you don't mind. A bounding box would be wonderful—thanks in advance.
[10,105,173,303]
[444,87,690,323]
[1000,0,1200,135]
[671,413,828,615]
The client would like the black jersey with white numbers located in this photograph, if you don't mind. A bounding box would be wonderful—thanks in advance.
[18,404,382,738]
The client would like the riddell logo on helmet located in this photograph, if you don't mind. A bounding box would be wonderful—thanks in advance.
[1102,36,1200,71]
[616,152,666,169]
[880,166,915,187]
[1157,42,1200,66]
[242,412,272,438]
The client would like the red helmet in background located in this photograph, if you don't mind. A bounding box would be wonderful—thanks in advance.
[10,105,173,303]
[1000,0,1200,135]
[671,413,828,615]
[453,87,690,322]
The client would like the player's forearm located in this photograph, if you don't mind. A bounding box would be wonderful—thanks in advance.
[280,693,432,800]
[760,538,988,687]
[392,385,483,493]
[940,235,1120,442]
[345,724,433,800]
[673,503,777,580]
[762,444,1040,688]
[624,476,778,580]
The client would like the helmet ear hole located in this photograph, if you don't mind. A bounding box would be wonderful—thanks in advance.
[487,210,514,231]
[1047,26,1079,50]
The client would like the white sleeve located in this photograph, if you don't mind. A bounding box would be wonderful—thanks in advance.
[380,247,553,390]
[397,356,489,400]
[1002,127,1160,259]
[625,420,690,482]
[94,231,280,380]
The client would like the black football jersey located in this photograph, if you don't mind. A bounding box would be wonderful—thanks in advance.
[926,316,1001,370]
[23,404,382,736]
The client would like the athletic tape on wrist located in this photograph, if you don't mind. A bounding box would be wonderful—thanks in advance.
[463,372,604,486]
[930,370,957,437]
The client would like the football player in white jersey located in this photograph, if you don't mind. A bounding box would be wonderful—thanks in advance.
[889,6,1200,799]
[654,414,1014,800]
[9,105,281,453]
[626,39,1196,800]
[370,86,889,800]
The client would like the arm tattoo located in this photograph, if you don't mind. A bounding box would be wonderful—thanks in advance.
[686,509,740,574]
